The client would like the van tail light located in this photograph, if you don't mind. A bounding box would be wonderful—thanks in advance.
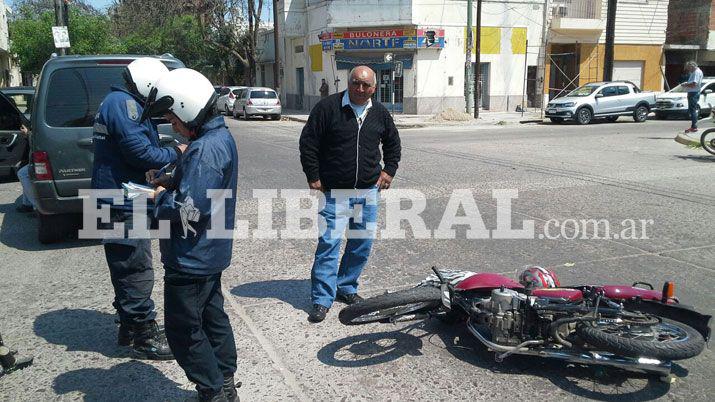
[247,99,253,105]
[32,151,54,180]
[229,92,235,99]
[277,99,281,105]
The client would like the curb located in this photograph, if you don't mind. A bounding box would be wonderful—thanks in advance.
[674,132,701,147]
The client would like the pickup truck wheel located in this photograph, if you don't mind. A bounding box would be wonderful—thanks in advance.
[576,108,592,125]
[633,105,649,122]
[549,117,564,124]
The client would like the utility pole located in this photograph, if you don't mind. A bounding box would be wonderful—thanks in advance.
[474,0,482,119]
[537,0,551,113]
[603,0,618,81]
[53,0,69,56]
[465,0,474,114]
[272,0,281,95]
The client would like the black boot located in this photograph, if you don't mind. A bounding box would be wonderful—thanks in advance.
[117,320,134,346]
[132,321,174,360]
[222,376,241,402]
[198,389,228,402]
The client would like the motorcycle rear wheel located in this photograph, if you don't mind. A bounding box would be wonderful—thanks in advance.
[576,318,705,360]
[338,286,442,325]
[700,128,715,155]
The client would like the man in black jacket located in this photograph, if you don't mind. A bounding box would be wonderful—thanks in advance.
[299,65,401,322]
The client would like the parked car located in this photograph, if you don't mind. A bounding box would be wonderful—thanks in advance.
[545,81,656,125]
[0,90,30,179]
[29,54,185,244]
[0,86,35,120]
[232,87,281,120]
[654,78,715,119]
[216,86,246,115]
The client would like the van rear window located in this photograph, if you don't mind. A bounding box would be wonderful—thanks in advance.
[45,67,125,127]
[250,90,277,99]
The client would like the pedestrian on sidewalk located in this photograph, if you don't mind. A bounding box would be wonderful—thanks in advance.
[299,65,402,323]
[91,57,183,360]
[683,61,703,134]
[320,78,330,98]
[144,68,240,402]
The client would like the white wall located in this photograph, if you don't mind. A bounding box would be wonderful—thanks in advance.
[1,1,10,52]
[600,0,669,45]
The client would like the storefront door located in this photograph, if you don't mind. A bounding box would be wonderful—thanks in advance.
[375,67,403,113]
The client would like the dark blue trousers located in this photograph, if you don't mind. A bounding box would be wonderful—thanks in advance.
[164,269,237,393]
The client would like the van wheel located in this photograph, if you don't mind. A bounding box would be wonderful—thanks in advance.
[271,114,281,121]
[38,213,68,244]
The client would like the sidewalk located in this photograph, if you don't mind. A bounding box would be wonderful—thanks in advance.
[282,108,544,129]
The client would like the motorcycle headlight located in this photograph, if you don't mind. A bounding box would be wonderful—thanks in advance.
[561,102,576,108]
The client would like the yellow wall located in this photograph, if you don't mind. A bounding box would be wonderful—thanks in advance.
[578,44,663,91]
[545,44,664,97]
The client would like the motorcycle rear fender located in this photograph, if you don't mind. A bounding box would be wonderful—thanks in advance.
[601,285,663,302]
[624,299,712,341]
[455,273,524,291]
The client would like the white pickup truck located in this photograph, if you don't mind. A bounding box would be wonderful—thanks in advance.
[545,81,657,125]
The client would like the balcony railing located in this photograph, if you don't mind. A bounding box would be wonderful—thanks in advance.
[552,0,602,20]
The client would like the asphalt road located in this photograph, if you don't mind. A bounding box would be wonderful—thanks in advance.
[0,116,713,401]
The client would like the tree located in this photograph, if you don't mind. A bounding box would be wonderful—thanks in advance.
[9,8,124,75]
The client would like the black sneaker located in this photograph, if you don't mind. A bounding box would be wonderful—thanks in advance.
[335,293,364,305]
[307,304,329,323]
[223,376,241,402]
[132,321,174,360]
[198,389,228,402]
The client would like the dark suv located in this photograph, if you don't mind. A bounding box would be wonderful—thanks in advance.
[0,90,30,179]
[29,54,185,243]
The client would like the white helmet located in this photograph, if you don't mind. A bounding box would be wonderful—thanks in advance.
[140,68,217,129]
[123,57,169,99]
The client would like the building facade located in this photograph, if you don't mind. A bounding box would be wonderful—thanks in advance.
[268,0,548,113]
[263,0,673,113]
[1,0,21,87]
[545,0,669,100]
[664,0,715,88]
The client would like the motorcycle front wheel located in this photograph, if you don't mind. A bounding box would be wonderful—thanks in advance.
[576,318,705,360]
[338,286,443,325]
[700,128,715,155]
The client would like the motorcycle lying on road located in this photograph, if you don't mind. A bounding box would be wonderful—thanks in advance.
[339,267,711,379]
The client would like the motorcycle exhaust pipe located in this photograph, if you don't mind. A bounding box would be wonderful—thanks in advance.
[466,319,671,376]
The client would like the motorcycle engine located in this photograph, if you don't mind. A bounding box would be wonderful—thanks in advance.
[480,287,528,346]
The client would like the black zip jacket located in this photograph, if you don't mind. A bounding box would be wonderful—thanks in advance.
[299,91,401,189]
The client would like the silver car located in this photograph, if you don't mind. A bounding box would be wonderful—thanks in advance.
[232,87,281,120]
[216,86,246,116]
[545,81,656,125]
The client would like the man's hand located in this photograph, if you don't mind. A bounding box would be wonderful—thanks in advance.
[149,186,166,201]
[375,171,393,191]
[146,169,173,188]
[177,143,188,153]
[308,179,325,192]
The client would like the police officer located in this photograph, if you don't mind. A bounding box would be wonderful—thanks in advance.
[91,57,182,360]
[143,68,239,402]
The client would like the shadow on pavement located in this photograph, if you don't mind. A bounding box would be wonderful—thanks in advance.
[33,309,130,359]
[231,279,312,313]
[53,361,192,402]
[317,329,424,367]
[0,200,100,251]
[319,320,675,401]
[673,155,714,162]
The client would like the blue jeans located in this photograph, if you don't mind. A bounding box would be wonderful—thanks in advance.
[311,187,379,308]
[687,92,699,129]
